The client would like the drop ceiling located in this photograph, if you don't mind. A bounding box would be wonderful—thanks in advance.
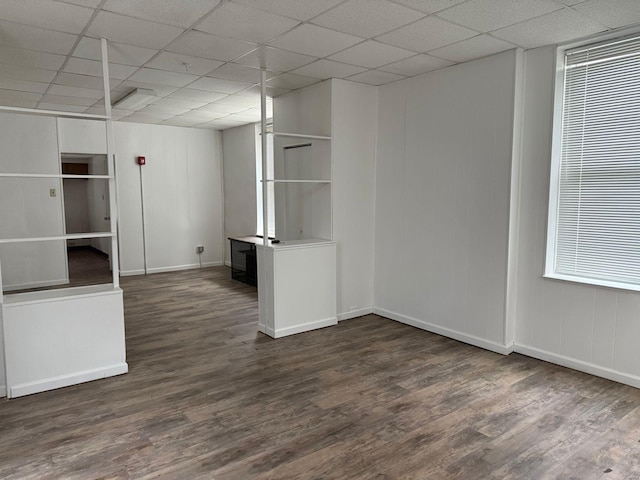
[0,0,637,130]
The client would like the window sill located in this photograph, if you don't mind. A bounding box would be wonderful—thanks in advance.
[543,272,640,293]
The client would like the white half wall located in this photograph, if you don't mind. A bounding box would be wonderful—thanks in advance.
[513,46,640,387]
[115,122,224,275]
[222,123,257,265]
[374,50,518,353]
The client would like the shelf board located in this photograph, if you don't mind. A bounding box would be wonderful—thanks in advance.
[262,179,331,184]
[266,132,331,140]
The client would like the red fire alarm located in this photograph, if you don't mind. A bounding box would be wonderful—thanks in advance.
[137,156,146,166]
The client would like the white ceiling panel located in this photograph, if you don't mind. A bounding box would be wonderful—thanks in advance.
[227,113,261,123]
[199,102,250,114]
[235,46,316,72]
[61,0,103,7]
[230,0,344,21]
[0,20,78,55]
[208,63,278,84]
[267,73,320,90]
[313,0,425,38]
[86,11,184,49]
[38,102,88,112]
[328,40,416,68]
[197,3,299,44]
[239,85,292,98]
[189,77,254,94]
[48,84,104,99]
[128,68,199,87]
[573,0,640,29]
[390,0,468,13]
[168,88,227,103]
[102,0,219,28]
[123,111,176,122]
[117,81,179,98]
[64,57,138,79]
[140,103,191,116]
[269,24,363,58]
[428,35,517,62]
[346,69,405,85]
[213,94,260,108]
[0,0,94,34]
[0,89,42,107]
[72,36,158,66]
[166,31,256,62]
[0,45,65,70]
[0,77,49,94]
[0,64,57,83]
[190,109,232,120]
[151,96,209,110]
[40,94,96,106]
[380,53,454,76]
[291,59,367,79]
[145,52,223,76]
[437,0,563,32]
[53,72,121,90]
[377,16,477,51]
[492,7,608,48]
[162,116,205,127]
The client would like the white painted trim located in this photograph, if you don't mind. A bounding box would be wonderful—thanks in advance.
[0,385,6,398]
[146,261,224,274]
[8,362,128,398]
[258,322,273,337]
[337,307,373,321]
[373,307,514,355]
[3,285,121,306]
[261,317,338,339]
[514,343,640,389]
[120,269,146,277]
[224,260,232,268]
[2,278,69,292]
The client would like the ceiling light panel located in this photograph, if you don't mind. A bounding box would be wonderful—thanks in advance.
[269,24,363,58]
[145,52,223,76]
[0,20,78,56]
[197,2,300,44]
[328,40,416,68]
[87,11,184,49]
[377,16,477,51]
[0,0,94,34]
[166,31,256,62]
[312,0,426,38]
[235,46,316,72]
[231,0,345,21]
[72,37,158,66]
[102,0,220,28]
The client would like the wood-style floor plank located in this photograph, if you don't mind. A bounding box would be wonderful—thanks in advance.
[1,266,639,479]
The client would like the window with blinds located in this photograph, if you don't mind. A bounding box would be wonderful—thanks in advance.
[546,33,640,289]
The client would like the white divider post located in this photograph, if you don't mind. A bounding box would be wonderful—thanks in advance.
[261,68,268,246]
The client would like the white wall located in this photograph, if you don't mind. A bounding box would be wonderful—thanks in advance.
[513,46,640,387]
[331,79,377,320]
[221,123,257,265]
[374,51,518,353]
[115,122,224,275]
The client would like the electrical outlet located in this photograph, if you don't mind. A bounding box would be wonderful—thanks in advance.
[196,245,204,254]
[49,188,56,197]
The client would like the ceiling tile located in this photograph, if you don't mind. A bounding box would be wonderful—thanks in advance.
[491,8,608,48]
[347,69,405,85]
[0,77,49,94]
[38,102,88,112]
[379,53,454,75]
[312,0,425,38]
[124,111,176,122]
[53,72,121,90]
[0,64,57,83]
[0,45,65,70]
[168,88,227,103]
[207,63,279,83]
[64,57,138,79]
[151,96,209,110]
[189,77,254,94]
[238,85,292,98]
[573,0,640,29]
[127,68,199,87]
[291,59,367,79]
[235,46,316,71]
[197,2,300,44]
[428,35,516,62]
[72,36,158,66]
[48,84,104,99]
[0,89,42,107]
[140,103,191,116]
[166,31,256,62]
[267,73,320,89]
[230,0,344,21]
[0,0,94,34]
[328,40,416,68]
[191,109,231,120]
[145,52,223,76]
[86,11,184,49]
[0,20,77,55]
[162,117,205,127]
[213,94,260,108]
[117,81,179,97]
[437,0,563,32]
[390,0,468,14]
[377,16,477,51]
[556,0,587,4]
[202,118,247,129]
[227,113,261,123]
[102,0,219,27]
[269,24,363,58]
[199,102,250,114]
[60,0,102,7]
[40,94,96,106]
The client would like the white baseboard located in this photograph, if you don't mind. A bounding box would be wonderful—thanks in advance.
[146,261,224,274]
[337,307,373,321]
[514,344,640,389]
[8,363,129,399]
[0,385,6,398]
[373,307,513,355]
[120,269,145,277]
[224,260,232,267]
[2,278,69,292]
[259,317,338,339]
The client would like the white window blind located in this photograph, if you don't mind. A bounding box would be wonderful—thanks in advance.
[550,34,640,287]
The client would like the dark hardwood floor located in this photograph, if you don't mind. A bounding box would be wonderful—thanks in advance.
[1,266,639,479]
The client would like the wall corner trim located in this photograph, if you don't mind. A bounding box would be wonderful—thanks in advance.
[337,307,373,322]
